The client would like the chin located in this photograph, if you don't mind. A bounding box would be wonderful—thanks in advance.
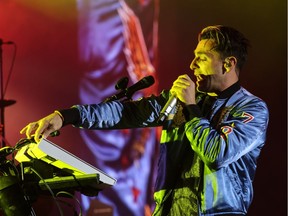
[197,86,207,93]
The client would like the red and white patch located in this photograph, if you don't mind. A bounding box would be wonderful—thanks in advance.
[242,112,254,123]
[222,125,233,134]
[220,125,234,140]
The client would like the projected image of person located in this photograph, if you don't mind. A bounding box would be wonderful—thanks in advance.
[74,0,159,215]
[21,24,269,216]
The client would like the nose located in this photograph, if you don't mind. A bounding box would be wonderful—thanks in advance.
[190,58,199,74]
[190,57,198,69]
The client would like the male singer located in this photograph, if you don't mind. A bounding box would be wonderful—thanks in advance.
[21,25,269,215]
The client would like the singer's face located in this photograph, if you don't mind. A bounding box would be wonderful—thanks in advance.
[190,39,225,94]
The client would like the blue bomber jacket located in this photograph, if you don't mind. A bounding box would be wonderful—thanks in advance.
[61,82,269,215]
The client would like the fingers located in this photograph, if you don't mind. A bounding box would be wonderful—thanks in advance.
[20,120,48,143]
[171,74,196,104]
[19,112,63,143]
[174,74,192,85]
[33,119,51,143]
[20,122,38,139]
[171,74,191,92]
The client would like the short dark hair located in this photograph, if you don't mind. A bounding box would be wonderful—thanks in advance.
[199,25,250,71]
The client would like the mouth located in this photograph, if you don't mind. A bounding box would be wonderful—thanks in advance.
[196,75,210,92]
[196,75,204,84]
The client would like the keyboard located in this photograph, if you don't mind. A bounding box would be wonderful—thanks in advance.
[15,138,117,188]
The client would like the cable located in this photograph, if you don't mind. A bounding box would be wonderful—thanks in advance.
[30,167,64,216]
[55,191,83,216]
[23,195,37,216]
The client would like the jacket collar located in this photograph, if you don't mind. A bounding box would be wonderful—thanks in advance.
[217,81,241,99]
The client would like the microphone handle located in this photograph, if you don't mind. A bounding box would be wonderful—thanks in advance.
[157,96,177,123]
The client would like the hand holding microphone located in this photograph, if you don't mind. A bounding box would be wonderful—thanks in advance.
[158,74,196,123]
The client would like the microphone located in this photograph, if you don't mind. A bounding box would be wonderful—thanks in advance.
[105,75,155,102]
[157,94,178,123]
[115,77,129,90]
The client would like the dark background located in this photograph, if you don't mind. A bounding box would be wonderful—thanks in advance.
[0,0,286,215]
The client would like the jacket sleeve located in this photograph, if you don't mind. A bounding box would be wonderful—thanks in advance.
[184,96,269,169]
[70,92,169,129]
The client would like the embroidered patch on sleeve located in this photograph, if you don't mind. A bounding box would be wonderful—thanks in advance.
[242,112,254,123]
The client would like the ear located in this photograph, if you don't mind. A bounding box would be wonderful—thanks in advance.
[223,57,237,72]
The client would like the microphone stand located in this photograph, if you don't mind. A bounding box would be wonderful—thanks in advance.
[0,41,5,147]
[0,40,16,148]
[103,77,130,102]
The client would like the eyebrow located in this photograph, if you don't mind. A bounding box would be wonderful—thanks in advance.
[194,50,212,57]
[194,50,206,54]
[194,44,219,55]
